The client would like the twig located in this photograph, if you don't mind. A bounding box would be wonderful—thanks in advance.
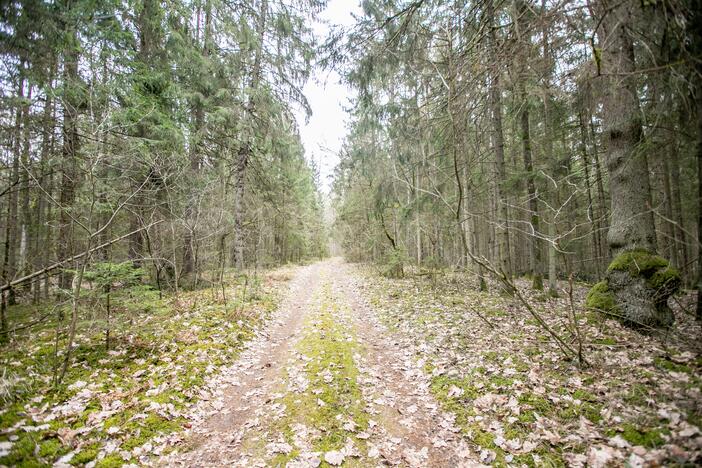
[567,274,587,367]
[466,251,582,362]
[468,306,496,330]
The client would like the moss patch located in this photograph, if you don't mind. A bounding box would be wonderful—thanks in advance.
[585,281,617,314]
[267,282,369,465]
[607,250,669,276]
[607,250,680,294]
[648,266,681,294]
[616,423,668,448]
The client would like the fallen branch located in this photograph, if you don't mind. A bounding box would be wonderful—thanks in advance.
[466,250,586,366]
[0,221,162,293]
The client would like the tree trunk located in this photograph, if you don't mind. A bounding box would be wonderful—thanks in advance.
[3,75,25,306]
[519,82,543,289]
[19,85,32,289]
[58,37,80,291]
[697,104,702,320]
[595,0,656,254]
[33,83,54,302]
[541,1,558,297]
[669,149,689,278]
[181,0,211,283]
[487,0,512,280]
[579,111,602,276]
[587,0,678,328]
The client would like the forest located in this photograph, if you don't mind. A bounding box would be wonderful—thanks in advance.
[1,0,701,467]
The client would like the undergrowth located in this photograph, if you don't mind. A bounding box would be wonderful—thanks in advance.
[0,269,290,466]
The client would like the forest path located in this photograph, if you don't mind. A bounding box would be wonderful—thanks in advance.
[161,259,479,467]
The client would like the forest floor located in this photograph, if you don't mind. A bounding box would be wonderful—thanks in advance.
[1,258,701,467]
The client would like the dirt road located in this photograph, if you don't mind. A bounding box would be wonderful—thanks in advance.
[161,259,480,467]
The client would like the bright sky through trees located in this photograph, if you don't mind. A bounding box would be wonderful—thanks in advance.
[294,0,360,193]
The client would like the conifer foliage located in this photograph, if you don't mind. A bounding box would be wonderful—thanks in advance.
[0,0,328,317]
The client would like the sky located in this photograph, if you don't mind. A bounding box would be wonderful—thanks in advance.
[293,0,361,194]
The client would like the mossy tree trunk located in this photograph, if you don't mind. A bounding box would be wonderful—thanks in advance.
[586,0,679,328]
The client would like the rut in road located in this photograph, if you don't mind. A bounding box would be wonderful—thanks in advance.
[161,259,481,467]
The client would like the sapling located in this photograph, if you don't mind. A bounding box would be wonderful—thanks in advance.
[83,262,144,350]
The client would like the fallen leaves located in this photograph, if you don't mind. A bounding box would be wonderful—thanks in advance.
[0,267,292,466]
[323,450,344,465]
[358,265,702,466]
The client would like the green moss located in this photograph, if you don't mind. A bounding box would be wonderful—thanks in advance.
[518,393,552,416]
[0,404,24,428]
[430,375,479,406]
[606,250,681,296]
[488,375,513,389]
[654,357,692,374]
[121,413,184,451]
[72,444,100,465]
[471,427,496,449]
[518,411,537,424]
[607,250,668,276]
[95,454,124,468]
[648,266,681,291]
[623,383,651,406]
[573,389,598,402]
[593,337,617,346]
[38,438,64,459]
[0,268,288,467]
[618,423,667,448]
[585,281,618,313]
[0,433,38,467]
[558,403,603,424]
[266,282,369,463]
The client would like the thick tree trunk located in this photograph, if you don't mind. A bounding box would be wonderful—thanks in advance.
[697,105,702,320]
[595,0,656,254]
[586,0,678,328]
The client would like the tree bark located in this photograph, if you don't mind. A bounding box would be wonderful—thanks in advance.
[486,0,512,280]
[579,110,602,276]
[57,34,80,291]
[594,0,656,254]
[514,1,543,289]
[182,0,211,283]
[3,74,25,306]
[588,0,678,328]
